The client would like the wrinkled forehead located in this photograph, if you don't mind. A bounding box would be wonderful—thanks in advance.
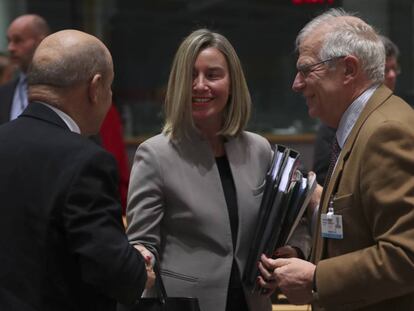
[297,28,327,60]
[297,15,360,57]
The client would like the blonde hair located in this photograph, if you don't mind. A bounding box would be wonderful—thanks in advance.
[163,29,251,140]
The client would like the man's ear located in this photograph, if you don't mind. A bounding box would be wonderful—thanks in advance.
[88,74,102,105]
[343,55,359,84]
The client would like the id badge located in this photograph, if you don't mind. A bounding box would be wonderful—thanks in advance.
[321,213,343,239]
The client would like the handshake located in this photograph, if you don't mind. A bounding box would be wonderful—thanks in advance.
[134,244,156,290]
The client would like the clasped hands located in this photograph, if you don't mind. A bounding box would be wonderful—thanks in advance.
[134,244,156,289]
[255,179,322,305]
[257,248,316,305]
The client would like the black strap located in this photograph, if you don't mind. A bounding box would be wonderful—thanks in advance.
[153,261,167,304]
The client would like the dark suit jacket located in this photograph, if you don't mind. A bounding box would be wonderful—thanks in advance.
[0,78,17,124]
[0,102,146,311]
[312,85,414,311]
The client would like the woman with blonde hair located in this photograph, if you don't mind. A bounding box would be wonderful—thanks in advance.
[126,29,309,311]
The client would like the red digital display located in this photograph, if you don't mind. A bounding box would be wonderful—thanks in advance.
[292,0,335,5]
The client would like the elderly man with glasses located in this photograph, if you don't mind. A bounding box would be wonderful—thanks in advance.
[313,35,401,186]
[257,8,414,311]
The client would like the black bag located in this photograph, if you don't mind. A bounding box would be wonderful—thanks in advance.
[118,263,200,311]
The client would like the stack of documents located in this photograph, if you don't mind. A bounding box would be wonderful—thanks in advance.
[243,145,317,290]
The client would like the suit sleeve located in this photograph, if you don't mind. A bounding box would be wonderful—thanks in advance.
[316,120,414,308]
[126,141,164,258]
[63,149,147,304]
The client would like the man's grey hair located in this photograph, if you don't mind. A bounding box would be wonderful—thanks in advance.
[27,42,111,88]
[296,8,385,84]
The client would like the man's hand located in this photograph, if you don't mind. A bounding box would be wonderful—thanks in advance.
[258,255,315,305]
[134,244,156,289]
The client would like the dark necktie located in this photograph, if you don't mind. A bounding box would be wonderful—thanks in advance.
[324,137,341,187]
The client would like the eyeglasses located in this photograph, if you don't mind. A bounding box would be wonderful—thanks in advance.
[297,56,346,78]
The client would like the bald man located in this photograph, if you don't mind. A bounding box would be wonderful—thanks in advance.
[0,14,50,124]
[0,30,151,311]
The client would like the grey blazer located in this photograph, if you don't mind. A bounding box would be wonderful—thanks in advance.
[126,130,309,311]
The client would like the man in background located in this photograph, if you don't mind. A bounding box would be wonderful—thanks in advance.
[0,29,153,311]
[0,14,50,124]
[381,35,400,91]
[313,34,401,185]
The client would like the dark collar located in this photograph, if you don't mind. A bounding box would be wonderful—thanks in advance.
[19,102,70,131]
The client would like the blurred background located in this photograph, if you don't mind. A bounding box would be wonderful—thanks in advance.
[0,0,412,169]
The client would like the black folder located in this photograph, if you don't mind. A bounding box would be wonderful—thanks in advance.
[243,145,314,290]
[279,171,316,246]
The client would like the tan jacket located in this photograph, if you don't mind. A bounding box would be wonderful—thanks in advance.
[312,85,414,311]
